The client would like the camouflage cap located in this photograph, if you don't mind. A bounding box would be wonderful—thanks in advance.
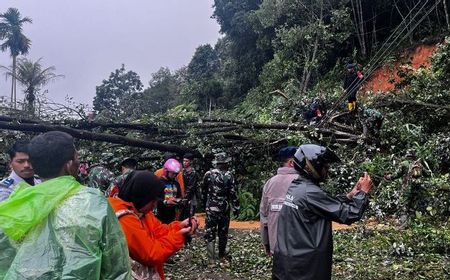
[212,152,231,164]
[100,152,120,165]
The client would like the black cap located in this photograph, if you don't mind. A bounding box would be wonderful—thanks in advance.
[183,153,195,160]
[278,146,297,161]
[163,152,180,162]
[120,158,138,169]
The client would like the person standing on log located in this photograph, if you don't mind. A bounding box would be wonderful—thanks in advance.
[343,63,363,113]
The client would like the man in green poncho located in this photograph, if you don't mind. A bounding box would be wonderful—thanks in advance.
[0,131,131,279]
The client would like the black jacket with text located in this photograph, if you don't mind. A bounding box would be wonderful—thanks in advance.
[272,175,369,280]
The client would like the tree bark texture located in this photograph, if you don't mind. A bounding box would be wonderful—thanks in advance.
[0,121,200,156]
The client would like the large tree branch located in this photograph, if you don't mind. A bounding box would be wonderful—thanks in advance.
[385,99,450,110]
[0,115,186,135]
[0,121,200,156]
[198,118,308,131]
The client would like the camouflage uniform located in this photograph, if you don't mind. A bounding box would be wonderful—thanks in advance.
[362,108,384,138]
[396,159,427,214]
[87,165,115,195]
[202,153,240,261]
[106,169,134,198]
[388,152,428,222]
[78,162,90,185]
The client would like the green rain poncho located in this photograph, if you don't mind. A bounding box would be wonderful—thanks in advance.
[0,176,131,279]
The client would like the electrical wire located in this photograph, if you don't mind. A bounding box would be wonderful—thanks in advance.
[315,0,439,127]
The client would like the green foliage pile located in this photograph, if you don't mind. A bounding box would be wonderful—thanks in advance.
[85,36,450,224]
[1,3,449,279]
[166,222,450,279]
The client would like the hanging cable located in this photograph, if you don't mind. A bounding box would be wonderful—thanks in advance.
[315,0,438,128]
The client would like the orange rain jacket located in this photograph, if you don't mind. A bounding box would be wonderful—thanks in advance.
[154,168,185,197]
[109,197,185,280]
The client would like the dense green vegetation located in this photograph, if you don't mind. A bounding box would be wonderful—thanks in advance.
[0,1,449,279]
[166,222,450,279]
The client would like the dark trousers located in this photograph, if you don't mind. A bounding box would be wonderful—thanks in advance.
[204,211,230,257]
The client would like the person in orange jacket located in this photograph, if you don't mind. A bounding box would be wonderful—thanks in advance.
[109,170,198,280]
[155,153,185,197]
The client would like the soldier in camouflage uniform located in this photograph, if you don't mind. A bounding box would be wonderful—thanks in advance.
[202,152,240,266]
[87,165,115,194]
[385,149,429,224]
[106,157,137,197]
[87,153,120,194]
[362,108,384,139]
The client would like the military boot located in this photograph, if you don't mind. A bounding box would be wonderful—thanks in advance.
[206,241,216,268]
[218,239,230,268]
[218,238,227,259]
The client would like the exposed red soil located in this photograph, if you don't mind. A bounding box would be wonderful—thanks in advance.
[191,46,438,233]
[362,44,437,93]
[194,213,381,231]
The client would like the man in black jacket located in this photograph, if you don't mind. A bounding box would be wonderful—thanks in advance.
[272,144,373,280]
[343,63,363,112]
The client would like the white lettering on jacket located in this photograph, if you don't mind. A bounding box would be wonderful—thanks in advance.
[270,204,283,211]
[283,201,298,210]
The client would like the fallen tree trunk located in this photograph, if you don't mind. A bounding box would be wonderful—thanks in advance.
[197,118,308,131]
[0,115,186,135]
[388,99,450,110]
[0,121,200,156]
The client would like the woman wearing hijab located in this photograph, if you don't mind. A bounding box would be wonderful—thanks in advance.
[108,170,198,280]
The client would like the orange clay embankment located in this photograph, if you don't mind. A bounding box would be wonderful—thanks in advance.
[362,44,437,93]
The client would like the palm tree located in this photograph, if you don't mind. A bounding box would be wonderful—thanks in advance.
[2,57,62,114]
[0,7,32,109]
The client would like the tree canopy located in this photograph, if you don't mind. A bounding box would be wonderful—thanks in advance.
[93,64,144,119]
[0,7,32,108]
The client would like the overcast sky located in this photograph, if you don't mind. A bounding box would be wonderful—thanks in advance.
[0,0,220,107]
